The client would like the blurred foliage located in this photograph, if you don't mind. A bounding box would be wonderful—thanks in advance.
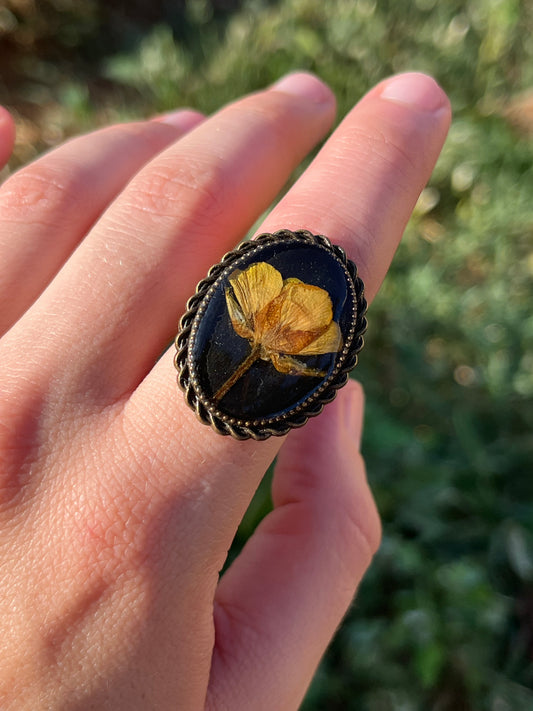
[1,0,533,708]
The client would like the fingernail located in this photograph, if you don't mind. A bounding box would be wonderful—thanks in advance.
[380,73,449,113]
[272,71,335,106]
[152,109,205,130]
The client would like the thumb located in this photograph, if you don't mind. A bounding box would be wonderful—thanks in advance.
[208,379,381,711]
[0,107,15,171]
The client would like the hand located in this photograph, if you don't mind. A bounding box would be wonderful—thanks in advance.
[0,73,450,710]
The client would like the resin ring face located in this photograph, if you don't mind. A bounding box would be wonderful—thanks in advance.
[174,229,367,440]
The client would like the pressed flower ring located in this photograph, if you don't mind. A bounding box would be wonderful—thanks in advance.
[174,230,367,440]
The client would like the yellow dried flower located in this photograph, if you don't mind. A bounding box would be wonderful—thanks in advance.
[214,262,342,401]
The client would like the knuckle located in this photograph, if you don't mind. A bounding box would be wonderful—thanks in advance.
[125,154,229,225]
[345,500,382,563]
[342,123,418,187]
[373,125,419,176]
[0,382,45,508]
[0,162,83,226]
[0,120,178,228]
[334,457,382,564]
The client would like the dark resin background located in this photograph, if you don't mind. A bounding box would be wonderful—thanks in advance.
[191,241,354,420]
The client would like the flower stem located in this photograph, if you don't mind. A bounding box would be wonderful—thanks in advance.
[214,344,261,402]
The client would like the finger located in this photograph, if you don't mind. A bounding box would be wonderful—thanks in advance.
[207,381,380,710]
[0,107,15,171]
[261,72,452,301]
[7,74,336,404]
[0,110,204,335]
[122,72,449,561]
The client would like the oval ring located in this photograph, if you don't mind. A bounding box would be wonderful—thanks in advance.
[174,229,367,440]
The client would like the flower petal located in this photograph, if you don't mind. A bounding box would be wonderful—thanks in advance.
[278,281,333,332]
[298,320,342,355]
[225,289,254,340]
[229,262,283,323]
[261,281,335,353]
[264,327,316,355]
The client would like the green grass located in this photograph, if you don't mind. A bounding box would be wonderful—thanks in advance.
[2,1,533,708]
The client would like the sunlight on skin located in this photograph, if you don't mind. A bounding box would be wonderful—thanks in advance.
[0,72,450,710]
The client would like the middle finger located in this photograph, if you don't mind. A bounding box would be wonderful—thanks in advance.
[5,75,336,407]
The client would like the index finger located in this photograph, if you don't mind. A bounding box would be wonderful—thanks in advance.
[261,72,451,302]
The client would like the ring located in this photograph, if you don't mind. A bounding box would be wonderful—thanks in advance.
[174,229,367,440]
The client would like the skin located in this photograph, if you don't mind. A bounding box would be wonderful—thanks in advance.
[0,72,451,710]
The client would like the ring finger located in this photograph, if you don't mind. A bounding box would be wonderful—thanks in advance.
[0,110,204,335]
